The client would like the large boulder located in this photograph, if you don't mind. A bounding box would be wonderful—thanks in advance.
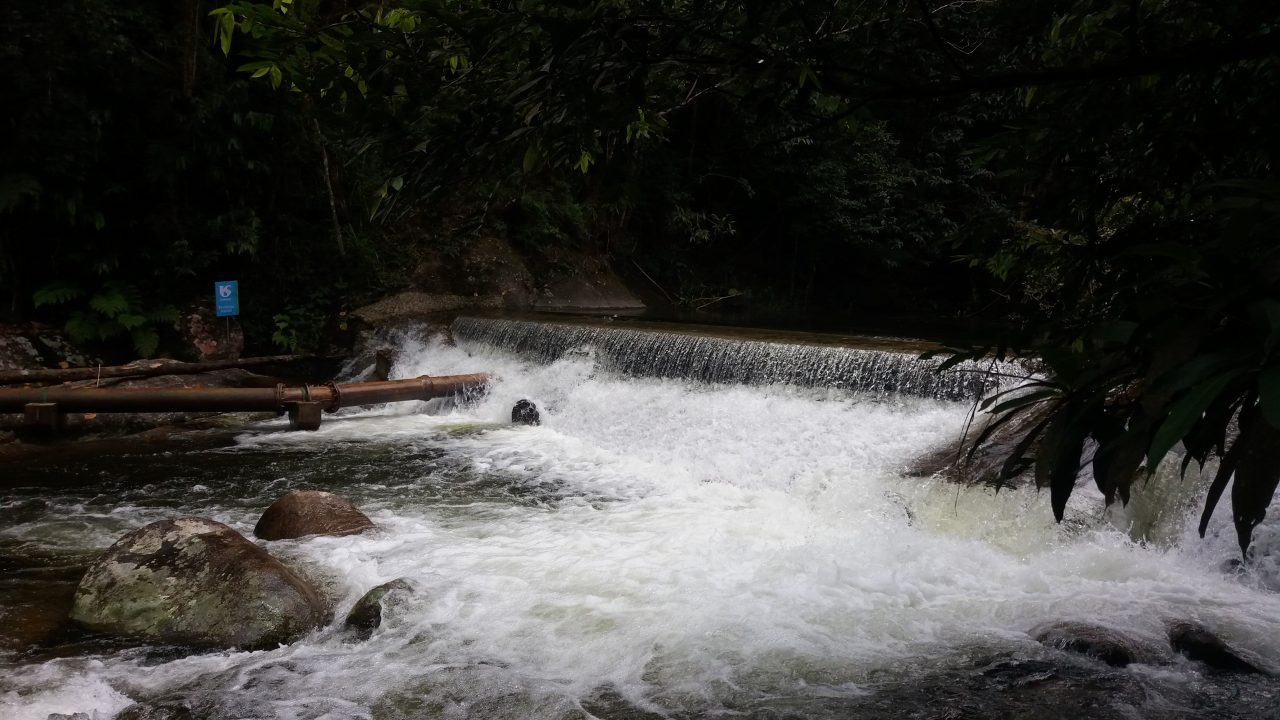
[254,490,376,541]
[70,517,326,649]
[0,321,97,372]
[1030,621,1167,667]
[1166,620,1269,674]
[179,301,243,362]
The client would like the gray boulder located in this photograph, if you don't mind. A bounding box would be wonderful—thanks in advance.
[70,517,326,649]
[1030,621,1167,667]
[254,490,375,541]
[179,301,243,362]
[345,578,416,636]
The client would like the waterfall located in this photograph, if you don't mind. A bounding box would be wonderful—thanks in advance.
[450,316,1017,402]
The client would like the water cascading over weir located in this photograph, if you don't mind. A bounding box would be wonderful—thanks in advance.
[450,317,1018,402]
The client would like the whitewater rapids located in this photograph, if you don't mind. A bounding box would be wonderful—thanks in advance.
[2,325,1278,719]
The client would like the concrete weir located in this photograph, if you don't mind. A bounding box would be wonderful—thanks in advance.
[0,373,490,431]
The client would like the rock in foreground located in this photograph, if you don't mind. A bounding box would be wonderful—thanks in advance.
[254,490,375,541]
[1030,621,1166,667]
[1166,620,1269,674]
[70,517,325,648]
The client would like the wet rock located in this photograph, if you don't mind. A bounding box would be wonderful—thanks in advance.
[47,714,92,720]
[70,516,326,649]
[345,578,416,635]
[792,653,1145,720]
[254,490,376,541]
[373,664,588,720]
[113,702,196,720]
[1166,620,1269,674]
[352,291,503,326]
[531,260,645,314]
[512,399,540,425]
[1030,621,1166,667]
[179,301,243,362]
[0,321,97,372]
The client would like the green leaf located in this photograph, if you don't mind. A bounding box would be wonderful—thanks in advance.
[995,411,1056,489]
[218,12,234,56]
[1199,425,1243,538]
[149,306,180,325]
[89,289,130,318]
[522,145,540,173]
[987,387,1059,415]
[1092,424,1148,505]
[1147,371,1242,470]
[131,326,160,358]
[1259,366,1280,431]
[116,313,147,330]
[1249,299,1280,354]
[33,283,84,308]
[1231,417,1280,556]
[64,313,97,344]
[1035,402,1093,521]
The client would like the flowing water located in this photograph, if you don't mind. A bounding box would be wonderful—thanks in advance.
[2,318,1279,719]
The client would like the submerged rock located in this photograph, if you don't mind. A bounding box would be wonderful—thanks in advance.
[1030,621,1166,667]
[373,664,588,720]
[511,399,540,425]
[345,578,416,635]
[254,490,375,541]
[114,702,196,720]
[70,516,326,649]
[1166,620,1269,674]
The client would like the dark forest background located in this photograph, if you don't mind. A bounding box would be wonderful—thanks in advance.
[4,0,1280,550]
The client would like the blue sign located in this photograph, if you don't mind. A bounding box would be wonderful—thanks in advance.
[214,280,240,317]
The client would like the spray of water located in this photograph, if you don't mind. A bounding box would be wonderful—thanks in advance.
[2,325,1277,719]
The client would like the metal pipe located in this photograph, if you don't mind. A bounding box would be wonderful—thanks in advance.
[330,374,490,409]
[0,374,490,414]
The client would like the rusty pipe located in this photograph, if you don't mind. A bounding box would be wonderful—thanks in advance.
[328,374,490,410]
[0,374,490,414]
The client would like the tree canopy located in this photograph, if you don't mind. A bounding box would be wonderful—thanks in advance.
[3,0,1279,552]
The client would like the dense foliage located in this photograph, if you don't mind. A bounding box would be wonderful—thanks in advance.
[3,0,1279,551]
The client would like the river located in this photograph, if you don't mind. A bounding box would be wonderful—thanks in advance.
[2,318,1278,719]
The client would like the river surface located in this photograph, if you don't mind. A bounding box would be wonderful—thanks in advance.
[2,321,1279,719]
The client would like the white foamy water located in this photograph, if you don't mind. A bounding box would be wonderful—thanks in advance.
[3,329,1279,719]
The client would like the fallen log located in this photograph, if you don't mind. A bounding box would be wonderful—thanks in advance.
[0,355,335,387]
